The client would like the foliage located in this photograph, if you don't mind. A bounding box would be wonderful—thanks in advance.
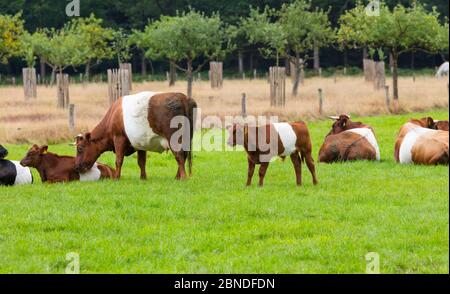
[111,28,132,64]
[0,12,24,63]
[65,14,114,67]
[141,9,229,66]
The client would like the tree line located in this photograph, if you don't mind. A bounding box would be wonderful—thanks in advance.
[0,0,448,100]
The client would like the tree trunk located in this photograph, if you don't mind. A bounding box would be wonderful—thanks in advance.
[238,50,244,74]
[343,49,348,71]
[85,60,90,82]
[292,56,302,97]
[249,51,254,71]
[169,61,176,86]
[50,67,56,86]
[141,53,147,76]
[187,60,193,98]
[40,58,46,79]
[313,44,320,72]
[392,52,399,106]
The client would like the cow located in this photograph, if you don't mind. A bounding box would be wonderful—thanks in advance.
[227,121,318,187]
[20,145,114,183]
[74,91,197,180]
[436,61,449,78]
[318,115,380,163]
[0,145,33,186]
[432,120,449,131]
[0,144,7,159]
[394,117,449,165]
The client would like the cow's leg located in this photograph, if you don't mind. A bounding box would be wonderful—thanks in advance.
[290,152,302,186]
[246,158,256,186]
[137,150,147,180]
[304,152,318,185]
[113,137,127,180]
[173,151,187,180]
[258,162,269,186]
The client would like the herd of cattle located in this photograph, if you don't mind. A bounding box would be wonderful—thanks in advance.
[0,91,449,187]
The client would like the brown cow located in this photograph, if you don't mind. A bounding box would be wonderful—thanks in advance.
[74,91,197,180]
[394,117,449,165]
[20,145,114,183]
[227,121,318,186]
[318,115,380,163]
[433,120,449,131]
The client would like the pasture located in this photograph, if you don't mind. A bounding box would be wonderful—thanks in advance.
[0,109,448,273]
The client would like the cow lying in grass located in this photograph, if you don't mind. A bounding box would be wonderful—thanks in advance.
[318,115,380,163]
[432,119,449,131]
[395,117,449,165]
[227,122,318,187]
[0,144,33,186]
[0,144,7,159]
[20,145,114,183]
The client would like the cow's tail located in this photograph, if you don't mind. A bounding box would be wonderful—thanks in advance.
[185,97,197,176]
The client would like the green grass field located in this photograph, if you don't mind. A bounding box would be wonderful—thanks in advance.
[0,110,448,273]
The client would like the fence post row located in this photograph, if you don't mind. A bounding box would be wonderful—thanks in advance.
[108,68,131,106]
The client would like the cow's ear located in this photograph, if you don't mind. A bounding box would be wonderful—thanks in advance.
[40,145,48,154]
[426,117,435,129]
[85,132,91,142]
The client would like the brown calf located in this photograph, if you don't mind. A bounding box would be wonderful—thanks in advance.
[227,122,318,186]
[394,117,449,165]
[318,115,380,162]
[20,145,114,183]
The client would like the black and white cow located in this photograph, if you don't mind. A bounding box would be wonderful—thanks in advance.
[0,145,33,186]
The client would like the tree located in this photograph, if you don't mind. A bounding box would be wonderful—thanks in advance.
[140,9,230,97]
[243,1,334,96]
[34,28,87,84]
[277,0,334,96]
[112,28,132,65]
[0,12,24,63]
[66,14,114,79]
[338,1,449,105]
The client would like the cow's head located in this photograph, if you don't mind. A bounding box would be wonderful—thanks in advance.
[0,144,7,159]
[226,124,247,147]
[326,114,363,136]
[20,144,47,167]
[434,120,449,131]
[75,133,99,173]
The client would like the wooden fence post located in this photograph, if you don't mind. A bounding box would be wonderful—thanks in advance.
[23,68,37,100]
[210,62,223,89]
[253,69,257,80]
[269,66,286,107]
[56,73,69,108]
[374,61,386,90]
[363,59,375,82]
[107,68,131,106]
[318,88,323,115]
[119,63,132,90]
[241,93,247,118]
[384,85,390,111]
[69,104,75,131]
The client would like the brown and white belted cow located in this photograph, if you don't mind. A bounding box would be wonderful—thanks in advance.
[20,145,114,183]
[394,117,449,165]
[227,121,318,186]
[75,91,197,180]
[318,115,380,163]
